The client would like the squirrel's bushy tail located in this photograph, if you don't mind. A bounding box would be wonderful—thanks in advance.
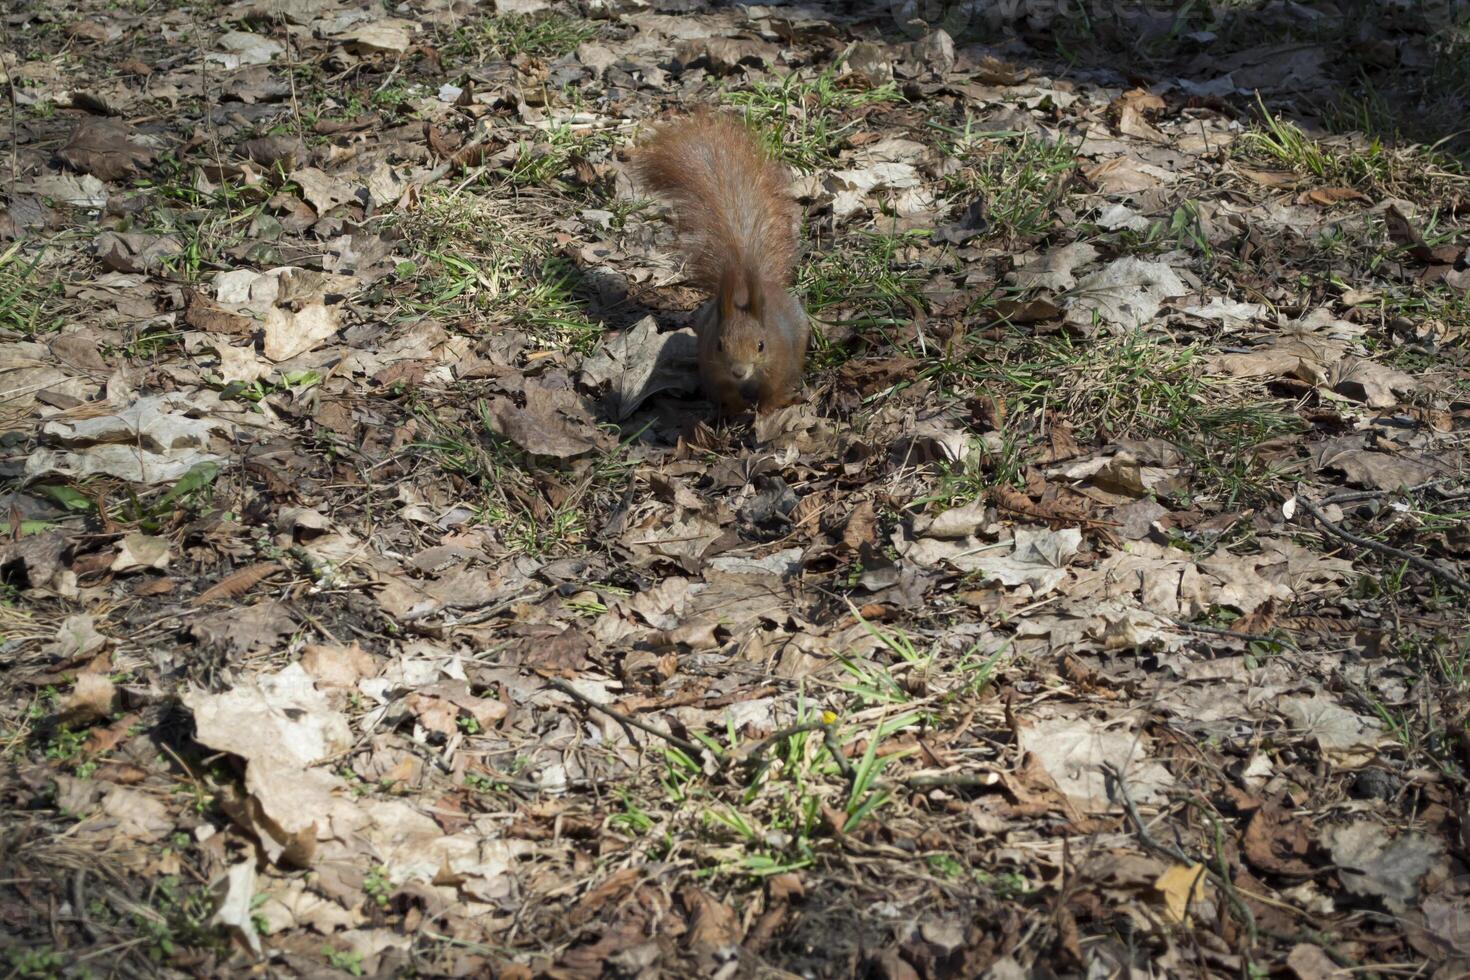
[631,111,797,291]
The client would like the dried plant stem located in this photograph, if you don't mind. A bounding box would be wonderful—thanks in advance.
[1294,494,1470,594]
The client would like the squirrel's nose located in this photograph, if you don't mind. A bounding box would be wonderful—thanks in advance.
[729,362,754,382]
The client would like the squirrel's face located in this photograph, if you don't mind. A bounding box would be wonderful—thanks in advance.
[713,313,772,403]
[712,268,776,405]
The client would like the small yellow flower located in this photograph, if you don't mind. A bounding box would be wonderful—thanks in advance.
[821,710,838,725]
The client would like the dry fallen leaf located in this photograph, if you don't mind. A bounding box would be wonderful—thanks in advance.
[59,118,155,180]
[1017,710,1174,812]
[111,533,170,572]
[580,317,699,420]
[485,383,610,458]
[262,301,342,361]
[1297,187,1369,207]
[1153,863,1206,924]
[210,862,264,956]
[1065,257,1189,330]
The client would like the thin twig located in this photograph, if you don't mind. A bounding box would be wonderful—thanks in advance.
[71,870,103,942]
[442,586,557,627]
[1,16,19,193]
[1103,763,1192,865]
[545,677,706,760]
[901,772,1000,790]
[1168,618,1300,652]
[415,120,496,189]
[276,11,307,145]
[1293,494,1470,594]
[740,720,828,771]
[1105,763,1260,958]
[1203,808,1258,949]
[738,719,857,788]
[1318,478,1446,506]
[403,732,453,774]
[822,724,855,783]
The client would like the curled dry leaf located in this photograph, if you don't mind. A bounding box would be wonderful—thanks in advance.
[192,561,283,606]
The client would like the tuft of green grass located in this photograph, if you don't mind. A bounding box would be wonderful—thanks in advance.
[927,430,1030,503]
[722,62,903,170]
[7,947,67,978]
[502,120,618,192]
[801,227,930,364]
[0,242,65,336]
[324,947,365,976]
[1178,403,1304,509]
[398,184,603,353]
[135,874,230,964]
[1346,631,1470,781]
[927,329,1306,507]
[445,12,596,64]
[941,331,1210,443]
[410,393,633,556]
[936,122,1078,242]
[1239,97,1466,200]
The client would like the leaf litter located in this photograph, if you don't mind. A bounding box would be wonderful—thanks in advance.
[2,0,1469,976]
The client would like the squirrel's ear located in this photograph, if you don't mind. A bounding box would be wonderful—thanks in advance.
[744,266,765,319]
[718,265,738,320]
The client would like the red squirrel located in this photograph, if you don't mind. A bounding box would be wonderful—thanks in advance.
[631,111,810,414]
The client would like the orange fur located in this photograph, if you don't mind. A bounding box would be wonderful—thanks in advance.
[631,111,797,291]
[631,111,810,414]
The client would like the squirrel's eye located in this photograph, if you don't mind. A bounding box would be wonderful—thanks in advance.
[757,340,765,353]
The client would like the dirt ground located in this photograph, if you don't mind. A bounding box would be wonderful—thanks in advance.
[2,0,1470,977]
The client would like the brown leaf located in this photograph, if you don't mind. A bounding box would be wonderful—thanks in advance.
[83,711,141,755]
[579,317,699,421]
[185,290,255,334]
[1041,416,1082,463]
[988,297,1062,324]
[1239,167,1299,188]
[1112,88,1168,141]
[1000,753,1075,818]
[290,167,360,215]
[405,693,460,736]
[1315,446,1438,490]
[238,136,305,170]
[189,601,295,656]
[569,868,642,926]
[1383,204,1458,264]
[262,301,342,361]
[1153,863,1207,924]
[60,672,118,726]
[299,642,377,688]
[1110,87,1166,116]
[1286,943,1348,980]
[841,499,878,553]
[193,561,283,606]
[1232,597,1278,635]
[866,950,921,980]
[994,485,1104,529]
[680,886,741,951]
[95,232,183,274]
[1242,806,1314,877]
[674,36,777,75]
[132,576,174,597]
[60,118,155,181]
[1297,187,1369,206]
[836,356,921,395]
[486,383,609,459]
[1084,155,1161,193]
